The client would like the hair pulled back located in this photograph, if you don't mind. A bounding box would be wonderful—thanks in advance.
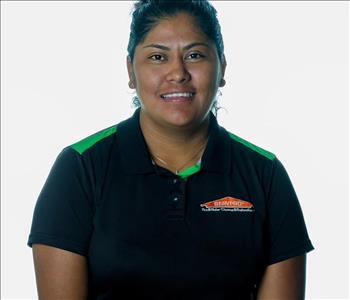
[127,0,225,116]
[127,0,224,62]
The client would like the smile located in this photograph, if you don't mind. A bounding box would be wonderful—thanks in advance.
[161,92,195,101]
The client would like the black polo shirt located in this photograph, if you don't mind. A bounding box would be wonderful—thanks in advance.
[28,107,314,299]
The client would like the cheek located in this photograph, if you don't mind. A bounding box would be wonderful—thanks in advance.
[135,69,162,95]
[192,66,220,94]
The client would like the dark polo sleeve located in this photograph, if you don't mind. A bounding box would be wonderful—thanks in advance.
[27,146,95,256]
[265,157,314,265]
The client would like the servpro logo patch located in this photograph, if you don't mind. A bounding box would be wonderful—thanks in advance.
[200,196,255,212]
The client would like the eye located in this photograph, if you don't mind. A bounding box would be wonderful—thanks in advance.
[187,53,205,60]
[149,54,165,61]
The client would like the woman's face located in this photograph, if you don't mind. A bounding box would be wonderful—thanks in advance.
[127,13,226,129]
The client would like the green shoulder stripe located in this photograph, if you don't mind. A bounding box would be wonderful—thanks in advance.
[228,132,275,161]
[70,125,117,155]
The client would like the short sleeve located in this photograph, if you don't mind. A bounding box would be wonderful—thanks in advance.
[265,157,314,265]
[27,147,95,256]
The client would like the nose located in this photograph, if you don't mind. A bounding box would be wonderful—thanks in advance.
[165,57,191,83]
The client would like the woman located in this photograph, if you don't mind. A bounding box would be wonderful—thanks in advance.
[28,0,314,299]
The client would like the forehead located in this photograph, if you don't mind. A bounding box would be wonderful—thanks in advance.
[140,13,211,46]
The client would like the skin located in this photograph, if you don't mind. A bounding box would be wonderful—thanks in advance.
[32,244,88,300]
[32,12,308,300]
[127,13,226,173]
[257,254,307,299]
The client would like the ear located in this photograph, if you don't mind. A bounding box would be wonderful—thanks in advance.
[126,56,136,89]
[219,54,227,87]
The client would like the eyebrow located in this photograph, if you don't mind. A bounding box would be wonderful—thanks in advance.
[142,42,210,51]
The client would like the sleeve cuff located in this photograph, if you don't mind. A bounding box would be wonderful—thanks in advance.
[268,239,315,265]
[27,233,88,256]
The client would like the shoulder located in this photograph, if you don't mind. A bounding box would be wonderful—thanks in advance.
[49,124,120,199]
[69,124,118,156]
[223,128,276,162]
[68,110,139,157]
[52,124,119,180]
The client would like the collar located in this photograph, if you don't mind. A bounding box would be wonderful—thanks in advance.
[117,108,231,175]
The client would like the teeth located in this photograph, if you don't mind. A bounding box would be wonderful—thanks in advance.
[162,92,194,99]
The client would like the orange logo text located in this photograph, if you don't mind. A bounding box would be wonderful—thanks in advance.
[200,197,253,209]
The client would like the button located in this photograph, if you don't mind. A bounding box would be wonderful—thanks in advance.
[173,178,178,184]
[173,197,179,202]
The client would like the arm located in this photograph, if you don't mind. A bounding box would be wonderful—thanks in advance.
[256,254,307,300]
[32,244,88,300]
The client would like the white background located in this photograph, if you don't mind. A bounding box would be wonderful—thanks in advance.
[1,1,349,299]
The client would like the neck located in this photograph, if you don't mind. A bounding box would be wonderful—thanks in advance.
[139,111,210,173]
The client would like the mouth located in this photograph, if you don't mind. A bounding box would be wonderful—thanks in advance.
[160,92,195,102]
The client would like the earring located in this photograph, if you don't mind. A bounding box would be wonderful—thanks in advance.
[129,80,135,89]
[220,78,226,87]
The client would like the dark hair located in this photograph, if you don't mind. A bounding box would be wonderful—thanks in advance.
[127,0,225,116]
[127,0,224,62]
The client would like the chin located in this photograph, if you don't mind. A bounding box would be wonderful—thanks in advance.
[162,114,199,128]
